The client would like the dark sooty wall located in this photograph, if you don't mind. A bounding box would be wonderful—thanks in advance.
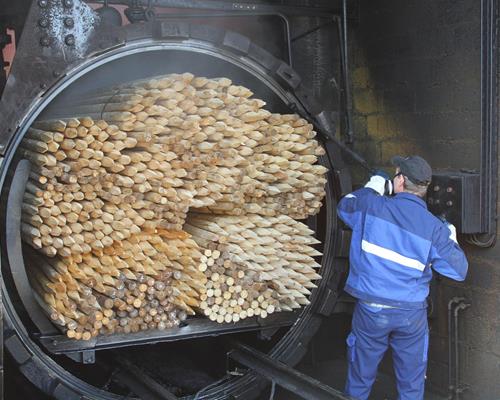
[349,1,499,398]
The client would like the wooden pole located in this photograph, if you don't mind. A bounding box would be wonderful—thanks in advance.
[22,73,327,338]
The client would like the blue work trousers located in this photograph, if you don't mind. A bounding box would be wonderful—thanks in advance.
[345,302,429,400]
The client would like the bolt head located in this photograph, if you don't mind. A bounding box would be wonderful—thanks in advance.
[38,0,48,8]
[446,186,453,193]
[65,34,75,46]
[64,17,74,28]
[433,185,440,192]
[40,36,50,47]
[63,0,73,7]
[38,18,49,28]
[446,200,453,207]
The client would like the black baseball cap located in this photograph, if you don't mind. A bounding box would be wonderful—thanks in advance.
[391,155,432,185]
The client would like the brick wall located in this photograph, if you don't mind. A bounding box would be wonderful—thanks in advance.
[348,1,500,398]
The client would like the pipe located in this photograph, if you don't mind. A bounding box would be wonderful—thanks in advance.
[453,302,470,400]
[447,297,465,397]
[112,354,178,400]
[341,0,353,144]
[478,0,498,237]
[228,343,353,400]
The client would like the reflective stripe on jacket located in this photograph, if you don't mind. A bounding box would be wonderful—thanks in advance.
[337,188,468,309]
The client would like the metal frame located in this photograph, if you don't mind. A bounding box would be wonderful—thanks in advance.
[87,0,344,16]
[5,160,58,335]
[228,343,352,400]
[38,312,299,358]
[152,11,294,67]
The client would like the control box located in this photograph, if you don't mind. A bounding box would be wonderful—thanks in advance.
[427,171,481,233]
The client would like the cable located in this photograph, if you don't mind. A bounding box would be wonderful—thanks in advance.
[193,376,232,400]
[465,232,496,247]
[268,381,276,400]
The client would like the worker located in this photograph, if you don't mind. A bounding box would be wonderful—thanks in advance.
[337,155,468,400]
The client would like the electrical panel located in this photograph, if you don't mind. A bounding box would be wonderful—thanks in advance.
[427,171,481,234]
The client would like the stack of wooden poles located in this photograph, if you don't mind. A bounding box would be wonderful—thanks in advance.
[186,213,321,323]
[20,73,327,340]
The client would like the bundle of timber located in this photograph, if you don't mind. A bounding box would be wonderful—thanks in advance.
[186,213,322,323]
[20,73,327,339]
[24,229,203,339]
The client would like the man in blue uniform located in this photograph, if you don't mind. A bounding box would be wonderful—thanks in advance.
[337,155,468,400]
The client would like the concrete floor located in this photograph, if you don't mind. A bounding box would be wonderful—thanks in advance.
[5,350,448,400]
[273,358,447,400]
[266,310,448,400]
[4,310,448,400]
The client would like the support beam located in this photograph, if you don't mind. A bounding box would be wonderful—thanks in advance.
[228,343,353,400]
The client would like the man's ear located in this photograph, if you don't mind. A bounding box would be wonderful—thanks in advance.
[394,174,404,193]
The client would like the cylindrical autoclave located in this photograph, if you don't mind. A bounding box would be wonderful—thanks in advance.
[1,24,347,400]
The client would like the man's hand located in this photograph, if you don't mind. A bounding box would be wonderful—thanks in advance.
[364,170,393,196]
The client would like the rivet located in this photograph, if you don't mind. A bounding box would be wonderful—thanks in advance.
[433,185,440,192]
[65,34,75,46]
[446,200,453,207]
[63,0,73,8]
[38,0,48,8]
[38,18,49,28]
[446,187,453,193]
[40,36,50,47]
[64,17,74,28]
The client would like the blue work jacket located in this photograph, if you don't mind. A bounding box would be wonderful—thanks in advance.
[337,188,468,309]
